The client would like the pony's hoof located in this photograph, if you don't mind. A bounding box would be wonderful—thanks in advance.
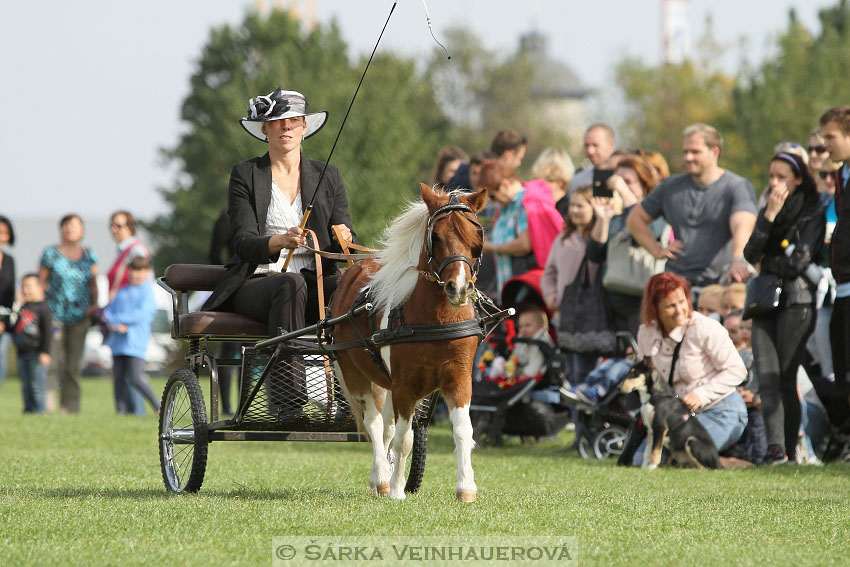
[375,483,390,496]
[456,490,477,503]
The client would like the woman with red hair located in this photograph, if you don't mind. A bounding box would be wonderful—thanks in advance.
[631,272,748,465]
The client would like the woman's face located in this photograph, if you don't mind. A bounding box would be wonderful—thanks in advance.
[263,117,306,153]
[809,135,828,170]
[110,214,131,243]
[568,194,594,230]
[0,223,9,246]
[61,217,84,244]
[768,160,800,194]
[439,159,461,185]
[657,287,691,334]
[615,166,645,200]
[487,180,515,206]
[822,170,836,195]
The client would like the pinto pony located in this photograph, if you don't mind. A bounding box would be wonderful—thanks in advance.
[329,184,487,502]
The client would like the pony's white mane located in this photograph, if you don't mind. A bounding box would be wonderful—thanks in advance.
[366,199,429,314]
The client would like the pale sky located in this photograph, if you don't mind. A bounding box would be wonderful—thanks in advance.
[0,0,836,220]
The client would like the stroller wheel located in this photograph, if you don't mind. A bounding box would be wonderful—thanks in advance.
[593,424,629,460]
[578,435,594,460]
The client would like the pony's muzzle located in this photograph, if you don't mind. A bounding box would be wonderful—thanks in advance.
[445,279,474,306]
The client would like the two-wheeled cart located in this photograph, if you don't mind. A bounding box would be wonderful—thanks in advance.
[156,264,438,494]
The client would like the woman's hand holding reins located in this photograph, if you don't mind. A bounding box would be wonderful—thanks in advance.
[270,227,306,254]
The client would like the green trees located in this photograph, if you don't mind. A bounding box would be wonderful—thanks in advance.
[614,0,850,193]
[148,9,449,271]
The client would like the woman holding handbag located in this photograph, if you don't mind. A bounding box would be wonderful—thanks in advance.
[743,152,825,464]
[586,156,671,337]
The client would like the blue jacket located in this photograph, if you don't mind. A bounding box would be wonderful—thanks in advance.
[104,280,157,358]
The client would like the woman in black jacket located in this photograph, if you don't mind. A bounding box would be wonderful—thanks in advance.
[744,152,825,464]
[202,87,355,336]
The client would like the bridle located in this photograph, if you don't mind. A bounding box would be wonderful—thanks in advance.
[422,194,483,287]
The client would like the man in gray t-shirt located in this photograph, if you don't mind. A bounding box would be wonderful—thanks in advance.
[627,124,757,287]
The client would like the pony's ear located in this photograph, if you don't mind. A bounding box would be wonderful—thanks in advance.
[461,188,488,213]
[419,183,440,211]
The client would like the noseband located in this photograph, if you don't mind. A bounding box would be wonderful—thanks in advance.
[423,194,483,286]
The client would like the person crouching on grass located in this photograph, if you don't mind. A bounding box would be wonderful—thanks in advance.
[1,274,53,413]
[104,257,160,415]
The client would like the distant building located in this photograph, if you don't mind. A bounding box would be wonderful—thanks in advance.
[518,31,588,155]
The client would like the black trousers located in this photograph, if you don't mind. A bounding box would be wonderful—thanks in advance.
[751,304,815,453]
[829,296,850,432]
[231,272,307,337]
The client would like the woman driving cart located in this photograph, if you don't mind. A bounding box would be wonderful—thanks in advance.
[202,86,355,334]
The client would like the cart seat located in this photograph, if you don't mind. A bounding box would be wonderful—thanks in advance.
[161,264,268,339]
[178,311,268,337]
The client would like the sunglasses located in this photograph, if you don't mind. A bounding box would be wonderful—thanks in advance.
[808,145,827,153]
[819,171,833,180]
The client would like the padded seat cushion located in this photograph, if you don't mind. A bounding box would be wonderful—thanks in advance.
[163,264,228,291]
[178,311,268,337]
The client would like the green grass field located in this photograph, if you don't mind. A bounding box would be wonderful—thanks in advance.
[1,375,849,567]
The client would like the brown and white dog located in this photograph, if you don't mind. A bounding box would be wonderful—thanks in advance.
[620,361,721,470]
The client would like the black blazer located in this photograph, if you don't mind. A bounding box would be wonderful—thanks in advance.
[203,153,355,311]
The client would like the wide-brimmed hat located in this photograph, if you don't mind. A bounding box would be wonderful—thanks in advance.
[240,87,328,142]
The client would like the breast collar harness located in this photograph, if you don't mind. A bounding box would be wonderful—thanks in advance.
[422,195,483,286]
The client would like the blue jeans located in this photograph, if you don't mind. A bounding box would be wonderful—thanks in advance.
[582,358,633,395]
[632,390,748,466]
[113,355,160,415]
[17,351,46,413]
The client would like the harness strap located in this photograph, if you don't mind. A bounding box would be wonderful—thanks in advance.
[331,225,380,266]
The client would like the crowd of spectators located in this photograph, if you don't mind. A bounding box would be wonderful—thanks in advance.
[0,211,158,416]
[431,104,850,465]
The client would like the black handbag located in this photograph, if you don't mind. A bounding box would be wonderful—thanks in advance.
[557,256,616,354]
[742,273,782,320]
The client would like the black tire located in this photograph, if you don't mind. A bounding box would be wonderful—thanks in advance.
[159,368,209,493]
[593,424,628,460]
[404,424,427,493]
[578,434,594,459]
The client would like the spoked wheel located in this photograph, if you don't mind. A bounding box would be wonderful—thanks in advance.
[159,368,209,493]
[387,424,428,494]
[593,424,628,460]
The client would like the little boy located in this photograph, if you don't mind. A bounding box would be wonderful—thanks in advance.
[104,257,161,415]
[483,306,552,387]
[9,274,53,413]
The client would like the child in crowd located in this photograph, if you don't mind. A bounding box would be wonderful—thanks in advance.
[3,274,53,413]
[724,282,747,316]
[697,284,726,321]
[725,309,767,464]
[104,257,160,415]
[481,306,552,388]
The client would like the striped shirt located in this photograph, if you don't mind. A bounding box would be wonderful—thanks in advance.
[254,181,314,275]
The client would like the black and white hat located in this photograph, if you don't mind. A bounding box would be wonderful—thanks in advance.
[240,87,328,142]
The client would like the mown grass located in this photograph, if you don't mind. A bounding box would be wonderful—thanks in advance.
[0,375,848,567]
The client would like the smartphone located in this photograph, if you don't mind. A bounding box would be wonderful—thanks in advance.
[592,169,615,198]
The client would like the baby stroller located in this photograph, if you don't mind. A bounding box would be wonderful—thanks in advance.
[469,269,572,446]
[568,331,643,460]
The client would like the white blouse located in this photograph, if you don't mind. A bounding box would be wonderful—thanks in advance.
[254,181,314,275]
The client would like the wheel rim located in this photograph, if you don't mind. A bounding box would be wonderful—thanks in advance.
[593,426,627,459]
[160,380,196,492]
[578,435,593,459]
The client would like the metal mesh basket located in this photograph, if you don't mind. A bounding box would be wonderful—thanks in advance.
[236,339,355,432]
